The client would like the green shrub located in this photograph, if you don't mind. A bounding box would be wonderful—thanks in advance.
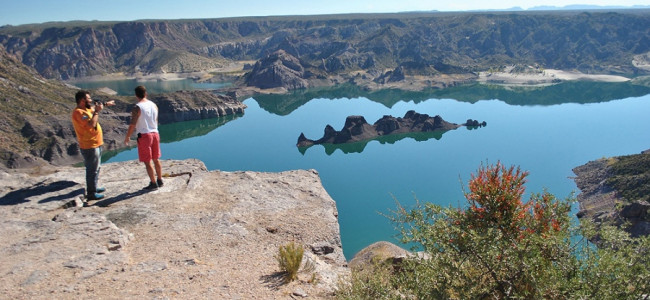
[276,241,304,283]
[336,260,398,300]
[605,153,650,203]
[338,162,650,299]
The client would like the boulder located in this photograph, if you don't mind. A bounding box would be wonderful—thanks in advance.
[348,241,410,271]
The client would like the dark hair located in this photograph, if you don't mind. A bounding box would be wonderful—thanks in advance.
[135,85,147,99]
[75,90,90,104]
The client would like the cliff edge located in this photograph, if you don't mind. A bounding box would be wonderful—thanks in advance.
[0,159,347,299]
[573,150,650,239]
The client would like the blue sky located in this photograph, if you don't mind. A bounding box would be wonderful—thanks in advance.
[1,0,648,26]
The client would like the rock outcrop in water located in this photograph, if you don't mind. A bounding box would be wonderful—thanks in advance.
[297,110,485,147]
[150,90,247,124]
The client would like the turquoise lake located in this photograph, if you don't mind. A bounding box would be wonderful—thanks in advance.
[79,80,650,260]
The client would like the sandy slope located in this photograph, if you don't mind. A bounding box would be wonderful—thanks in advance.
[478,68,630,85]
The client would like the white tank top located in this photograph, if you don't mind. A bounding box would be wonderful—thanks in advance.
[135,100,159,134]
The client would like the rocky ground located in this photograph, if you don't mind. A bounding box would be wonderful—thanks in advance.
[572,159,619,219]
[0,159,348,299]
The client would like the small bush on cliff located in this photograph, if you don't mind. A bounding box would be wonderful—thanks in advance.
[337,162,649,299]
[276,242,304,283]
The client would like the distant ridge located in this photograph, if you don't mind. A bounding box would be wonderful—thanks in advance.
[529,4,650,10]
[2,10,649,81]
[465,4,650,12]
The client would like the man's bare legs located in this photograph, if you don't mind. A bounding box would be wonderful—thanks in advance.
[153,159,162,181]
[143,160,162,189]
[144,161,156,184]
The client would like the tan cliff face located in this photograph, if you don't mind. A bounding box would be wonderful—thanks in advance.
[2,11,649,81]
[0,159,348,299]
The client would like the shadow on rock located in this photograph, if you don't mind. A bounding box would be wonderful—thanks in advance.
[260,272,286,290]
[0,180,78,206]
[39,188,85,204]
[90,189,151,207]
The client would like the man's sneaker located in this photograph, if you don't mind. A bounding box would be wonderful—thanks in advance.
[144,182,158,191]
[96,187,106,193]
[157,178,164,187]
[87,193,105,201]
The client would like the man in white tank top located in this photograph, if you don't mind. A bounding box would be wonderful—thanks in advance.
[124,85,164,190]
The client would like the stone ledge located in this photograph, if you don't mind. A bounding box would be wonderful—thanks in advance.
[0,159,348,299]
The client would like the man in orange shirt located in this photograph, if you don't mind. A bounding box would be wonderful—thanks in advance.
[71,90,114,202]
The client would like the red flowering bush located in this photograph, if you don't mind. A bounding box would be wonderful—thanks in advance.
[338,162,649,299]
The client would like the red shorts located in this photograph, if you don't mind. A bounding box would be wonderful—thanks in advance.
[137,132,161,162]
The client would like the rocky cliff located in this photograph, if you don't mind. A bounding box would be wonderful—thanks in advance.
[297,110,483,147]
[0,159,348,299]
[149,90,246,124]
[245,50,310,90]
[1,11,649,83]
[573,149,650,239]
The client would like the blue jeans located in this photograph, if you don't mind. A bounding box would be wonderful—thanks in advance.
[80,147,101,195]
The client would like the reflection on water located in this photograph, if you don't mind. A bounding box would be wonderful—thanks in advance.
[102,114,241,162]
[159,114,241,143]
[253,81,650,115]
[299,130,449,155]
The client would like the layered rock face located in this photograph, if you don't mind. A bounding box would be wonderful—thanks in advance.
[150,90,247,124]
[245,50,309,90]
[2,12,649,81]
[573,152,650,240]
[297,110,483,147]
[15,112,127,168]
[0,159,348,299]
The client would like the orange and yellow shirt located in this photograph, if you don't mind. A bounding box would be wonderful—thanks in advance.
[71,107,103,149]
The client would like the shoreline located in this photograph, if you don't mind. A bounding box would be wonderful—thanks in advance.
[66,71,208,83]
[66,62,253,84]
[67,68,634,91]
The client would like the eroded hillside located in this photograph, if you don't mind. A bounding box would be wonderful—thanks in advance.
[1,11,650,81]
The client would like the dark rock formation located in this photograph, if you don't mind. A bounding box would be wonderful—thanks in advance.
[149,90,247,124]
[465,119,487,127]
[375,66,406,84]
[244,50,309,90]
[297,110,483,147]
[573,150,650,240]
